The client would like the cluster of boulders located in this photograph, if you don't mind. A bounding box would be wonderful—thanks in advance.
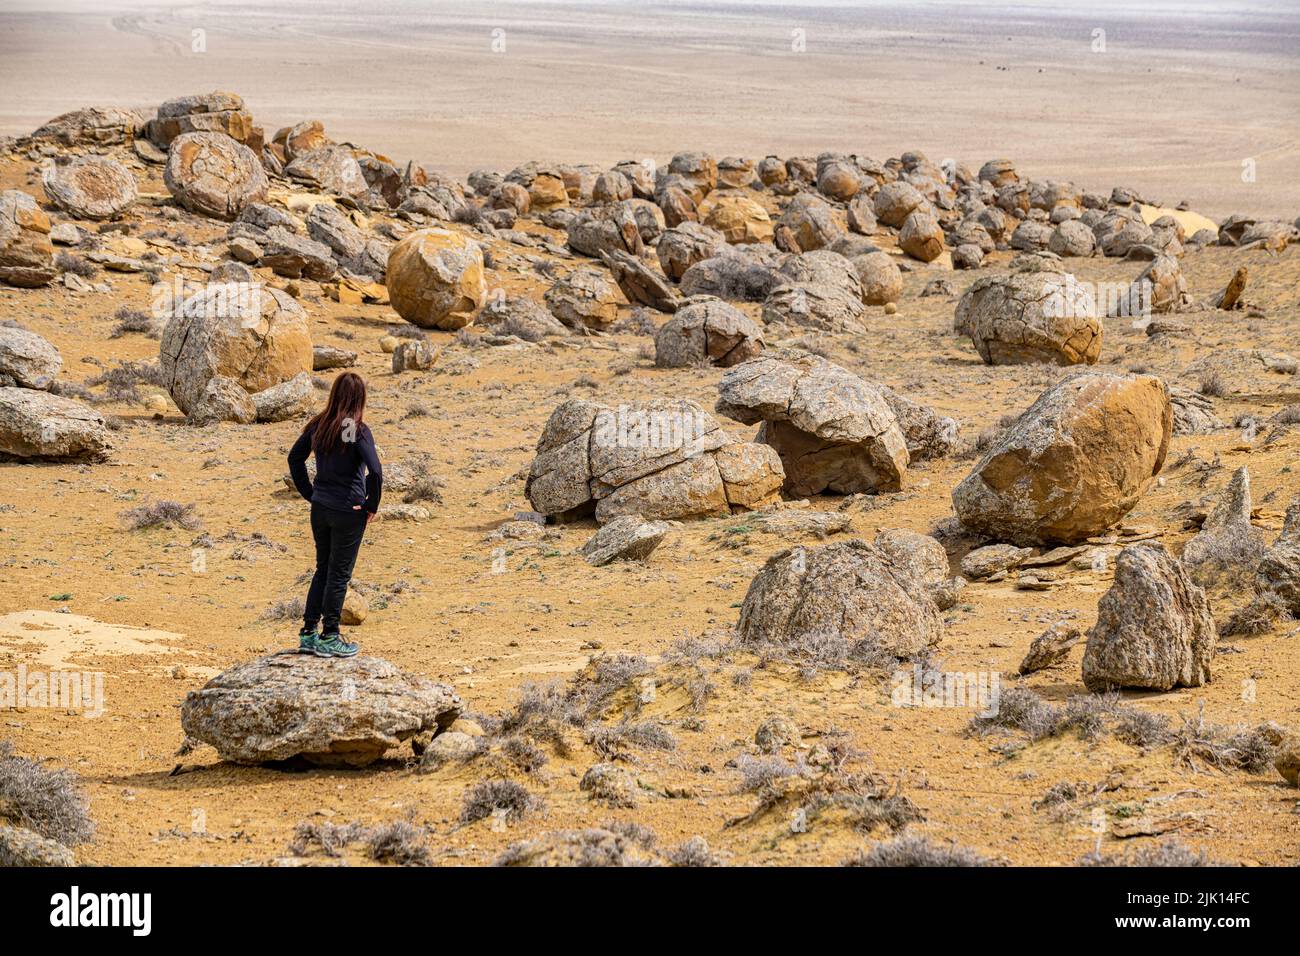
[0,324,112,460]
[524,398,784,523]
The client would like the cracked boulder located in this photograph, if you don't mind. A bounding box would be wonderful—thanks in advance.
[42,157,137,220]
[955,272,1102,366]
[1081,543,1215,692]
[0,386,113,460]
[582,515,671,566]
[524,398,783,524]
[386,228,486,330]
[159,284,312,417]
[284,145,368,197]
[1258,497,1300,615]
[544,268,623,331]
[953,371,1172,545]
[181,654,462,767]
[654,297,764,368]
[716,352,909,496]
[164,131,269,221]
[737,538,944,661]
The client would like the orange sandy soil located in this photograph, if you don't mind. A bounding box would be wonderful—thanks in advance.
[1,149,1299,867]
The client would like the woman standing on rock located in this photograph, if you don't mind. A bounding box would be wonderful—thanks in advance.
[288,371,382,657]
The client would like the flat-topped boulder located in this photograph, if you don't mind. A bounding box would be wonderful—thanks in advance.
[180,653,462,767]
[0,387,112,461]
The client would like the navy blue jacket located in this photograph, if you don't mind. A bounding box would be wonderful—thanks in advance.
[289,420,383,514]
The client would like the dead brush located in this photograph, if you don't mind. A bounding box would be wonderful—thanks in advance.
[843,833,993,867]
[1168,703,1277,773]
[0,741,95,846]
[120,499,202,531]
[584,720,677,759]
[1220,589,1292,636]
[1080,838,1218,867]
[365,820,432,866]
[459,779,542,824]
[289,820,366,858]
[88,360,166,404]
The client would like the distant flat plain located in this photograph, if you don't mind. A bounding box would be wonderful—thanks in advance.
[1,0,1297,219]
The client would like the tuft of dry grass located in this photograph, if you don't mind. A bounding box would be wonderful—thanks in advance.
[120,499,202,531]
[843,833,993,867]
[0,741,95,846]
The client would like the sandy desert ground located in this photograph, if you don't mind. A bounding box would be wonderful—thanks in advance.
[1,0,1299,219]
[0,1,1299,869]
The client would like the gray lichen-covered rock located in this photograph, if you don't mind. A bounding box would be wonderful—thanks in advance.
[852,251,902,306]
[654,297,764,368]
[878,385,958,460]
[284,145,367,197]
[251,371,313,423]
[180,654,462,767]
[1081,543,1215,692]
[873,528,963,610]
[954,272,1102,366]
[0,326,61,390]
[761,281,866,333]
[777,193,843,251]
[0,386,112,460]
[524,397,783,523]
[30,105,142,146]
[0,190,56,287]
[1258,497,1300,615]
[164,131,269,221]
[1019,621,1083,674]
[544,268,623,331]
[0,825,76,867]
[953,372,1171,545]
[657,222,728,281]
[260,226,336,280]
[716,353,909,496]
[737,539,944,660]
[392,338,436,373]
[312,344,358,370]
[1181,467,1263,588]
[188,375,256,425]
[1121,254,1190,317]
[582,514,671,566]
[477,294,569,341]
[42,157,137,220]
[961,543,1033,579]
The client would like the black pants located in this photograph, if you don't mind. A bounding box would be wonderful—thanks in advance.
[303,503,368,633]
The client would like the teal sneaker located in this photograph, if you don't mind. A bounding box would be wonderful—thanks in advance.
[298,627,323,655]
[317,633,359,658]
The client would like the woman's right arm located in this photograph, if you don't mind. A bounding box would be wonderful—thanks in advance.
[288,426,314,502]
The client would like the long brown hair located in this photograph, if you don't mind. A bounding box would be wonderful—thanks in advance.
[309,372,367,455]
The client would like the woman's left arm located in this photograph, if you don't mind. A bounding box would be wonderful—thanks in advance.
[360,428,383,515]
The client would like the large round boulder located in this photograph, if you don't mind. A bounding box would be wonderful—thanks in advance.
[654,297,764,368]
[544,269,623,331]
[952,371,1172,545]
[898,208,945,262]
[737,539,944,661]
[41,157,137,220]
[852,251,902,305]
[777,194,843,251]
[954,272,1102,366]
[873,181,924,228]
[386,228,486,330]
[700,193,773,245]
[0,326,61,389]
[159,285,312,416]
[164,132,269,221]
[657,222,728,281]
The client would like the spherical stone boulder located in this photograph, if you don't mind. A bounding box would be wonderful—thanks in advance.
[778,194,843,251]
[1009,220,1053,252]
[679,250,784,302]
[737,539,944,660]
[164,131,269,221]
[873,181,924,228]
[592,170,633,204]
[544,269,623,331]
[0,190,56,287]
[41,157,137,220]
[491,182,531,215]
[954,272,1102,366]
[180,653,462,767]
[0,326,61,389]
[699,193,773,245]
[761,282,866,334]
[1123,254,1189,316]
[953,371,1172,545]
[386,228,486,331]
[612,160,656,199]
[952,243,985,269]
[716,352,910,496]
[668,152,718,196]
[717,156,756,190]
[898,208,945,262]
[159,285,312,416]
[654,297,764,368]
[1081,543,1215,692]
[978,159,1019,188]
[657,221,728,281]
[514,164,570,211]
[847,252,899,304]
[757,156,788,186]
[1048,219,1096,257]
[817,160,861,201]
